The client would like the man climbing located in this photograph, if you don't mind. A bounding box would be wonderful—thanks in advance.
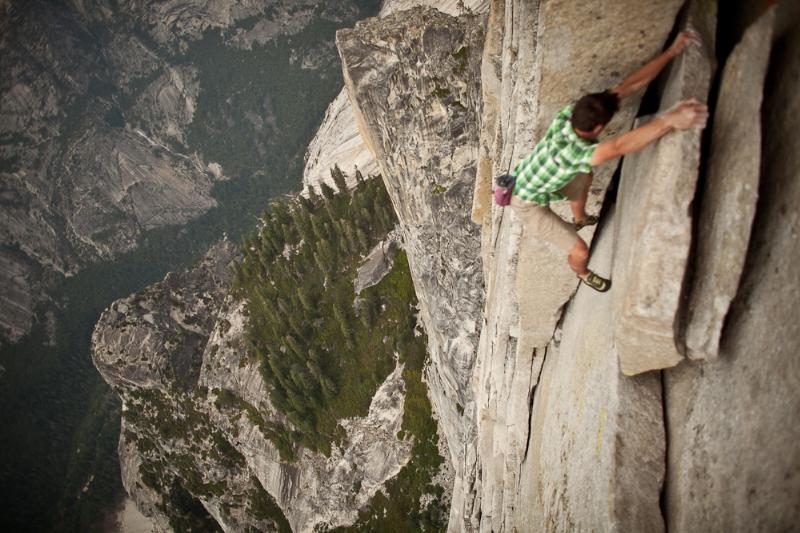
[510,30,708,292]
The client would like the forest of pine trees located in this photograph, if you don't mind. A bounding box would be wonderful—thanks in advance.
[233,167,406,458]
[232,168,448,530]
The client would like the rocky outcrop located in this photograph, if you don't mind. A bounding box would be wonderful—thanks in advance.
[337,7,486,522]
[354,233,401,294]
[301,0,489,194]
[93,238,420,532]
[198,300,413,532]
[302,89,380,193]
[683,6,775,360]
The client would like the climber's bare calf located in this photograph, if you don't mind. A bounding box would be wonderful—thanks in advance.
[568,238,590,277]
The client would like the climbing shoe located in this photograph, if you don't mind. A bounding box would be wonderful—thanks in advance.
[580,270,611,292]
[574,215,599,231]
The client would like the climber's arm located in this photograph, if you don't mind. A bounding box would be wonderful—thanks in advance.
[590,98,708,166]
[611,30,702,99]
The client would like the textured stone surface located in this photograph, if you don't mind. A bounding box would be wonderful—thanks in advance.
[92,240,237,391]
[517,209,665,533]
[665,10,800,530]
[338,7,486,518]
[93,242,275,532]
[379,0,489,17]
[64,129,218,260]
[118,425,171,532]
[302,88,380,193]
[354,232,401,294]
[612,0,717,376]
[302,0,489,194]
[463,0,683,528]
[684,6,775,360]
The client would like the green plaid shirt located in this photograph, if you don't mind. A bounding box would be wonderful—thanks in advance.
[512,104,597,205]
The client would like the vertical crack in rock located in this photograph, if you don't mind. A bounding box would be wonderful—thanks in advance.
[522,345,547,461]
[659,369,670,532]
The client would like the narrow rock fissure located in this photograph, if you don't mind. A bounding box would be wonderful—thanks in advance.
[522,345,547,460]
[658,369,670,532]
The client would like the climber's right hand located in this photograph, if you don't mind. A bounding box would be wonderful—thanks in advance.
[664,98,708,130]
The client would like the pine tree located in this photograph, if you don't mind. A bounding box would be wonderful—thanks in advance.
[310,215,327,241]
[332,303,352,344]
[330,165,348,195]
[296,286,314,313]
[320,182,336,201]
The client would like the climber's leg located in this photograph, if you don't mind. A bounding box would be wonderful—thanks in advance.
[511,196,610,291]
[568,238,590,276]
[511,196,579,254]
[559,172,595,227]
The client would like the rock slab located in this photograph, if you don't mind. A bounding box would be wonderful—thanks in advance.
[463,0,683,529]
[684,6,775,360]
[612,0,717,376]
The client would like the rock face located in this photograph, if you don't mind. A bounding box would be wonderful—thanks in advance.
[302,89,381,193]
[518,209,666,533]
[337,7,486,521]
[92,241,417,532]
[684,6,775,360]
[301,0,489,194]
[461,0,684,528]
[665,5,800,531]
[340,0,799,530]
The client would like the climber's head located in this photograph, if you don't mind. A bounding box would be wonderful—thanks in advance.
[571,90,620,138]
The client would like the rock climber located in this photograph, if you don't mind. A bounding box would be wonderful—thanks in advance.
[509,30,709,292]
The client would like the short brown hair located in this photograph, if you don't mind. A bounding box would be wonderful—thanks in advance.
[571,91,620,131]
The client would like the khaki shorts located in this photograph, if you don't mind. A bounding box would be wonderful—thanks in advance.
[509,173,590,253]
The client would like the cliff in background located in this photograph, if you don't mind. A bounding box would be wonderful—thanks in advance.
[302,0,488,193]
[0,0,366,344]
[92,0,800,531]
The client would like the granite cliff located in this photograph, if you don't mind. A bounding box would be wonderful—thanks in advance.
[93,0,800,531]
[341,0,800,531]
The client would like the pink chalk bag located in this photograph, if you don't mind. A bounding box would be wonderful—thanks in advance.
[493,173,516,206]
